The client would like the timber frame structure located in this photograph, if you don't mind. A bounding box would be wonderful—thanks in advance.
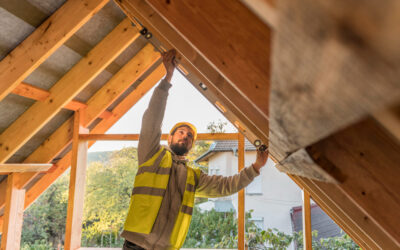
[0,0,399,249]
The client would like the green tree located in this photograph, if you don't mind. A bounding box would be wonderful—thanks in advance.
[207,119,228,133]
[82,147,139,247]
[21,173,69,248]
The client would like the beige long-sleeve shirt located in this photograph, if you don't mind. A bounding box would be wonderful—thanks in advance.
[122,79,259,249]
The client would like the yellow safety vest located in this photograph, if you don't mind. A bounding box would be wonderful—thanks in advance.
[124,147,201,249]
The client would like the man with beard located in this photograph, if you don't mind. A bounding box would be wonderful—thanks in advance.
[121,50,268,250]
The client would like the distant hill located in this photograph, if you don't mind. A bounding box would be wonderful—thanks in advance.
[87,151,113,164]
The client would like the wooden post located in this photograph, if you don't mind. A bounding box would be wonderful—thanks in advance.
[303,190,312,250]
[238,133,245,250]
[1,174,25,250]
[64,109,88,250]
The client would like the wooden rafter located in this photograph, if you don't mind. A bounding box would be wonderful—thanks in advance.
[115,0,270,150]
[12,82,112,118]
[0,18,139,164]
[0,164,52,173]
[0,0,109,102]
[0,63,166,230]
[0,44,161,211]
[83,43,160,127]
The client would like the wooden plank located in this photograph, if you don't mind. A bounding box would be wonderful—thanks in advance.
[237,133,245,250]
[64,110,88,250]
[0,174,25,249]
[0,61,165,228]
[12,82,50,101]
[302,190,312,250]
[115,0,270,146]
[0,18,139,164]
[144,0,271,117]
[0,0,109,102]
[83,43,160,127]
[0,164,52,173]
[0,39,157,211]
[12,82,113,117]
[79,133,239,141]
[269,0,400,170]
[304,117,400,244]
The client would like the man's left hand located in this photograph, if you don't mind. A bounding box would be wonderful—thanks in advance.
[252,148,269,173]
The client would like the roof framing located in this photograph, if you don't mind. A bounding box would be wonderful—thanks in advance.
[0,0,109,102]
[0,44,161,211]
[0,18,139,164]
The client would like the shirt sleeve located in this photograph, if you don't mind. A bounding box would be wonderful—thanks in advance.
[138,78,172,165]
[195,165,260,198]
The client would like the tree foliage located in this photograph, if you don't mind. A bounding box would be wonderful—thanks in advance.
[82,147,138,247]
[21,173,69,248]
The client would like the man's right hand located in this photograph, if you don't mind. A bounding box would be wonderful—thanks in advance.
[162,49,176,83]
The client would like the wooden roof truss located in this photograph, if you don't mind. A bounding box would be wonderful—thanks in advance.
[0,0,399,249]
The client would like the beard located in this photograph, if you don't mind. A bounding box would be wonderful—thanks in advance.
[170,142,189,156]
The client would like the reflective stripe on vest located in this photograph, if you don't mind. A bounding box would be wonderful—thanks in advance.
[170,167,201,249]
[124,147,171,234]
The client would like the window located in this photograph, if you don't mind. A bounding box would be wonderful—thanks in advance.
[246,175,262,194]
[249,217,264,230]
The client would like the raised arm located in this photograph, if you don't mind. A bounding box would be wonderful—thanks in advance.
[195,148,269,198]
[138,50,176,165]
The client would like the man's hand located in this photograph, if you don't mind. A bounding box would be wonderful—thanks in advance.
[162,49,176,83]
[252,148,269,173]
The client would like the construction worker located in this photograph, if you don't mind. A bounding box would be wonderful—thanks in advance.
[121,49,269,250]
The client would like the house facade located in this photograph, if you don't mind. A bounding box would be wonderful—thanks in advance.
[195,140,304,235]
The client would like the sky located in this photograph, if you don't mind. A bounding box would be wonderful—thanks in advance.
[89,70,237,152]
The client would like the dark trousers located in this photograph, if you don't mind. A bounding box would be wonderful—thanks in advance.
[123,240,146,250]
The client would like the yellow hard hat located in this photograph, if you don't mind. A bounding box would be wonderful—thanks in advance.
[170,122,197,142]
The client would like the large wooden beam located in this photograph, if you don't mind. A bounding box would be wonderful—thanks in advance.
[79,133,239,141]
[0,164,52,173]
[269,0,400,178]
[293,174,399,249]
[237,133,245,250]
[0,18,139,164]
[0,62,165,229]
[0,174,25,249]
[64,110,88,250]
[0,44,160,212]
[308,118,400,244]
[115,0,270,147]
[0,0,109,102]
[288,117,400,248]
